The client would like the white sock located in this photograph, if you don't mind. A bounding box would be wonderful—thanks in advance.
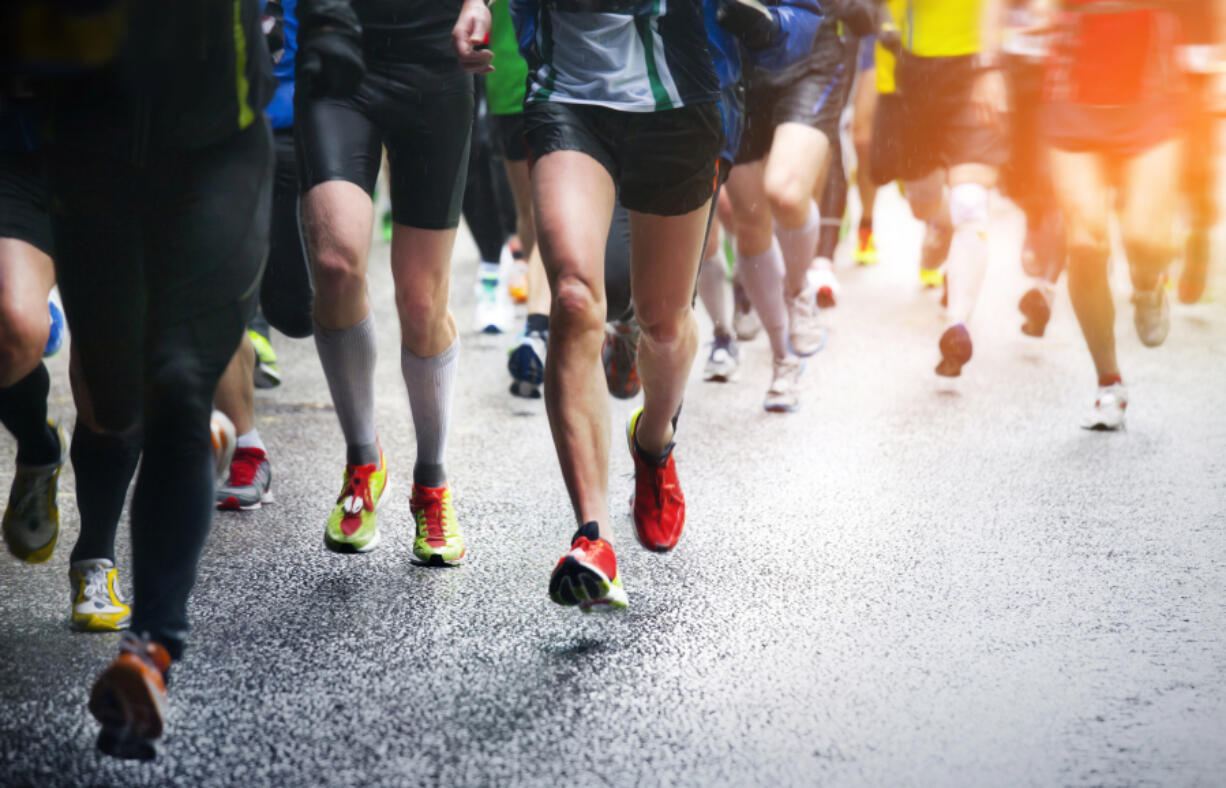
[401,338,459,488]
[313,313,379,466]
[774,200,821,296]
[736,240,790,359]
[697,252,731,338]
[236,429,266,453]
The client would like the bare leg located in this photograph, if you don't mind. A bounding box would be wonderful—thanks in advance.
[214,333,256,436]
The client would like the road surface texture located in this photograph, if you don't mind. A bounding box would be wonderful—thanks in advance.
[2,188,1224,786]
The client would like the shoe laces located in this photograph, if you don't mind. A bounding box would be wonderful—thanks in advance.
[227,448,265,486]
[411,486,449,543]
[80,563,114,604]
[338,466,375,514]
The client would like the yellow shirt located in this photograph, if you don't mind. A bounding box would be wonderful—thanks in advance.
[875,0,908,94]
[903,0,982,58]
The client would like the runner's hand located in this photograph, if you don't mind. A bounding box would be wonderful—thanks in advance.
[453,0,494,74]
[970,68,1007,128]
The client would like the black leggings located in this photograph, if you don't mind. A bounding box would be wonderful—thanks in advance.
[463,77,517,263]
[49,119,272,659]
[260,128,313,338]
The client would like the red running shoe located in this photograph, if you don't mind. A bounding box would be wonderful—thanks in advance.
[549,523,628,612]
[626,407,685,552]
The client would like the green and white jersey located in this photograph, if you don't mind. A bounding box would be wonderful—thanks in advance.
[516,0,719,112]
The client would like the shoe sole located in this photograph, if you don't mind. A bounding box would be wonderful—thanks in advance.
[217,488,274,512]
[549,555,628,611]
[787,327,827,359]
[73,611,132,633]
[508,343,545,386]
[1018,289,1051,338]
[89,662,167,743]
[411,547,466,567]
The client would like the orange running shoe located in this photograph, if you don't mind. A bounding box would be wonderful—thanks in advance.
[549,523,628,612]
[90,632,171,759]
[626,408,685,552]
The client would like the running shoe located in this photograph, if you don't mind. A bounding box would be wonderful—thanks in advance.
[787,288,826,357]
[732,280,761,341]
[920,222,953,273]
[503,242,529,304]
[919,266,945,289]
[473,262,512,334]
[90,632,170,761]
[1132,278,1171,347]
[548,523,628,612]
[854,227,878,266]
[703,334,739,382]
[3,422,66,563]
[935,323,973,378]
[807,257,840,309]
[45,299,65,357]
[410,483,465,566]
[216,447,274,511]
[763,355,804,413]
[210,410,237,481]
[1081,383,1127,431]
[324,446,388,553]
[1019,284,1053,338]
[70,559,131,632]
[508,326,547,399]
[626,407,685,552]
[1179,230,1209,304]
[603,318,642,399]
[248,329,282,389]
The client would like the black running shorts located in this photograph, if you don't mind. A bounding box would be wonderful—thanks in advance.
[0,152,52,256]
[894,53,1008,179]
[869,93,904,187]
[522,101,723,217]
[736,20,850,164]
[295,59,474,230]
[493,112,529,163]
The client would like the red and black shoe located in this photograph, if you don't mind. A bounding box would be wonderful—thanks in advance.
[549,522,628,612]
[626,407,685,552]
[90,632,171,760]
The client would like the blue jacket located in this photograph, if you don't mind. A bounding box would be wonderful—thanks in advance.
[266,0,298,129]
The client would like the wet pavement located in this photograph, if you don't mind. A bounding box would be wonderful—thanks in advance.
[2,189,1225,786]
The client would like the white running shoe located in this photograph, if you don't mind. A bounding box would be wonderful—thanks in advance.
[703,335,739,382]
[787,287,826,357]
[69,558,131,632]
[1082,383,1127,431]
[472,262,513,334]
[764,356,804,413]
[1132,280,1170,348]
[508,327,547,399]
[210,410,236,482]
[807,257,840,309]
[732,280,761,341]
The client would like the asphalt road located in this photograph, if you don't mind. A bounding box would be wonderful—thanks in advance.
[2,187,1225,787]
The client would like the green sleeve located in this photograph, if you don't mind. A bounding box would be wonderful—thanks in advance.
[485,0,529,116]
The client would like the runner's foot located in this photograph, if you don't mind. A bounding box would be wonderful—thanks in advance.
[627,407,685,552]
[549,522,628,612]
[508,326,547,399]
[732,280,761,341]
[1132,278,1170,347]
[787,288,826,357]
[1019,284,1053,338]
[703,334,739,382]
[3,422,66,563]
[216,447,274,511]
[90,632,171,760]
[854,226,878,266]
[935,323,973,378]
[324,445,388,553]
[763,355,804,413]
[248,329,282,389]
[603,318,642,400]
[1082,382,1127,431]
[70,559,131,632]
[808,257,840,309]
[410,483,465,566]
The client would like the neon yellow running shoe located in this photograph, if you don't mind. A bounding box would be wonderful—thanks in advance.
[854,227,878,266]
[247,329,281,389]
[919,266,945,289]
[69,559,131,632]
[324,446,388,553]
[410,483,465,566]
[3,421,66,563]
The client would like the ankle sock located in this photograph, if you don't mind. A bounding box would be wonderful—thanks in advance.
[236,429,266,453]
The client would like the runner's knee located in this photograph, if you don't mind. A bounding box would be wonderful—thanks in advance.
[551,273,605,331]
[0,300,49,386]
